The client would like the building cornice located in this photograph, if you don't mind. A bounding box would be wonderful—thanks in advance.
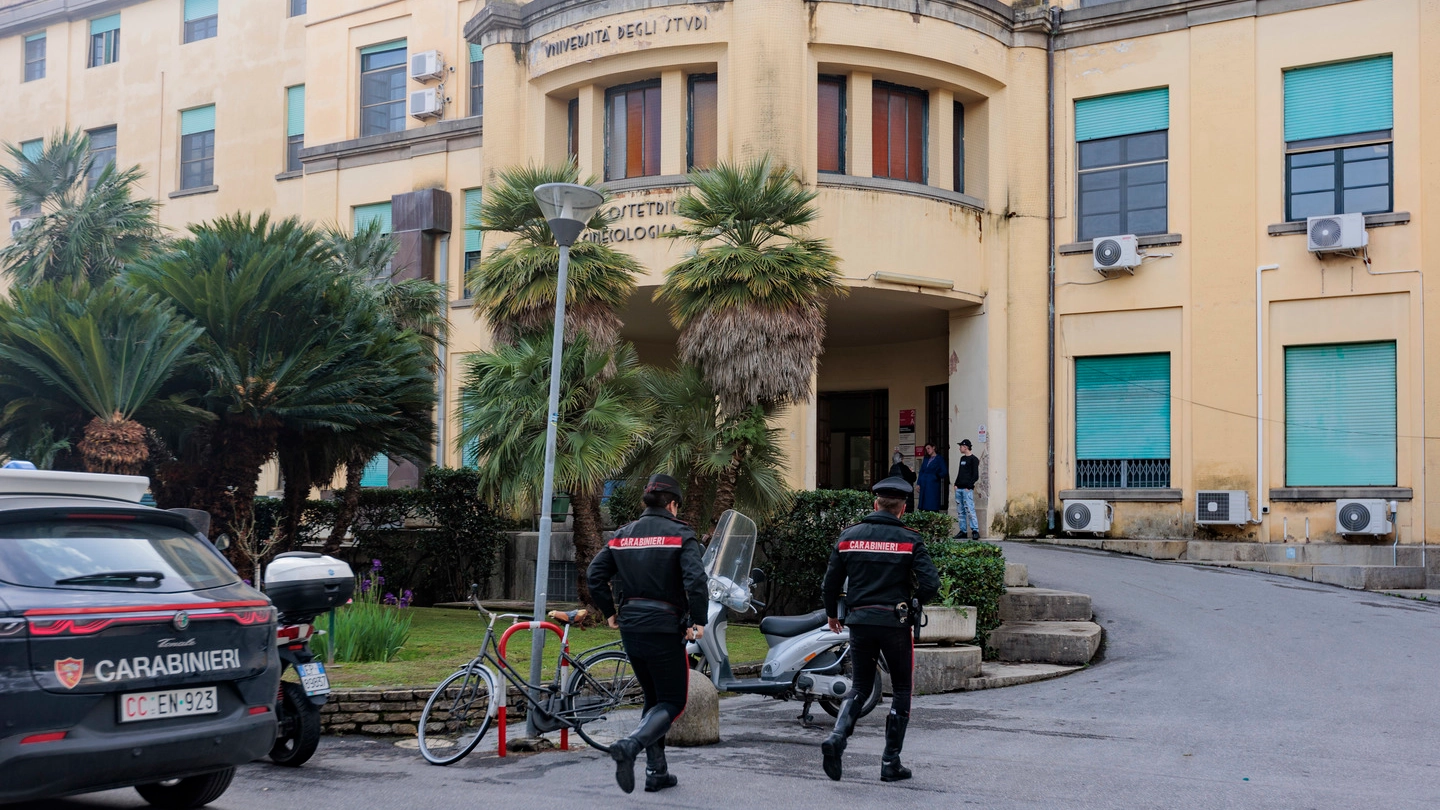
[299,117,483,175]
[1053,0,1360,49]
[0,0,136,38]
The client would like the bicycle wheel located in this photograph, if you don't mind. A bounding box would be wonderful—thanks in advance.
[418,665,497,765]
[818,647,885,719]
[564,650,644,753]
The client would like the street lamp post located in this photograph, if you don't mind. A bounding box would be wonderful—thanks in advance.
[525,182,604,738]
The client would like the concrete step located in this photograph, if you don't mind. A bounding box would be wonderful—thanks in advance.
[1186,540,1426,567]
[990,621,1102,665]
[1310,565,1426,591]
[999,587,1093,622]
[962,662,1083,691]
[1005,563,1029,588]
[1011,536,1187,559]
[913,645,983,695]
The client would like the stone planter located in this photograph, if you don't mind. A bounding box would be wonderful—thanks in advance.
[917,605,976,644]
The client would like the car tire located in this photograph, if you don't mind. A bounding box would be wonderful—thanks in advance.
[269,681,322,767]
[134,767,235,809]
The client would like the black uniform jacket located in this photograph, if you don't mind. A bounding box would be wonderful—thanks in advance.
[822,510,941,628]
[587,507,709,633]
[954,454,980,489]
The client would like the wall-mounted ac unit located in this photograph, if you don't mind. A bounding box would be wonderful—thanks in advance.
[409,50,443,82]
[410,89,443,120]
[8,217,33,238]
[1062,499,1112,534]
[1306,213,1368,254]
[1335,499,1392,536]
[1093,234,1141,273]
[1195,490,1251,526]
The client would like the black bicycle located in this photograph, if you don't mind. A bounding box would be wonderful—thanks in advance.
[417,586,643,765]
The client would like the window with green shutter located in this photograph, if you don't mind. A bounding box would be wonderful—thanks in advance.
[179,105,215,190]
[360,455,388,488]
[1284,56,1393,222]
[1075,88,1169,240]
[469,44,484,117]
[463,189,482,298]
[184,0,217,43]
[24,33,45,82]
[285,85,305,173]
[360,40,407,137]
[353,201,392,236]
[1284,342,1396,487]
[20,139,42,161]
[1075,353,1171,488]
[89,14,120,67]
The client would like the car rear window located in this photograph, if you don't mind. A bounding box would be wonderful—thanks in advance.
[0,519,238,592]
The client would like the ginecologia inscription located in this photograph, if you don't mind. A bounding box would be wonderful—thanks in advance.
[583,199,681,244]
[538,14,711,60]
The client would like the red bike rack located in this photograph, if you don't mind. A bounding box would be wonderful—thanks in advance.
[495,620,569,757]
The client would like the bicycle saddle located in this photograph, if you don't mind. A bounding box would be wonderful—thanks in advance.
[547,608,589,625]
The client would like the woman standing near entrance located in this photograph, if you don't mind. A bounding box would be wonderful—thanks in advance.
[888,449,917,512]
[917,443,946,512]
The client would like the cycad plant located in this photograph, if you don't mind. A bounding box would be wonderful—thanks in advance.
[457,334,650,607]
[0,281,204,474]
[0,129,162,289]
[467,163,641,347]
[659,157,843,516]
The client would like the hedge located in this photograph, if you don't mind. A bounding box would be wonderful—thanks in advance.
[928,539,1007,651]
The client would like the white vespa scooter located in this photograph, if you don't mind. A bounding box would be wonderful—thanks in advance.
[687,510,884,725]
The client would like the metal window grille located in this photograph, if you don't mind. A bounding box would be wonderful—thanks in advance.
[1075,458,1170,489]
[548,561,578,603]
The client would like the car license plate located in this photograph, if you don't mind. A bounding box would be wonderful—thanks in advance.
[297,662,329,696]
[119,687,218,723]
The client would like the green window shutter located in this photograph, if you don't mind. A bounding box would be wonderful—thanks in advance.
[469,43,483,62]
[90,14,121,34]
[20,139,42,161]
[1284,342,1396,486]
[353,201,392,235]
[360,455,389,488]
[1075,88,1169,142]
[181,105,215,135]
[184,0,218,20]
[463,189,482,252]
[25,32,44,43]
[360,39,406,56]
[1283,55,1392,143]
[1075,353,1171,459]
[286,85,305,137]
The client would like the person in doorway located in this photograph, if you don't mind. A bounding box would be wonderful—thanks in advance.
[953,439,980,540]
[819,476,940,783]
[586,473,708,794]
[888,448,917,512]
[917,443,947,512]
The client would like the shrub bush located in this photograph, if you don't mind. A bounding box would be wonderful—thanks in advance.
[755,489,872,615]
[311,561,413,663]
[928,540,1006,652]
[902,510,955,544]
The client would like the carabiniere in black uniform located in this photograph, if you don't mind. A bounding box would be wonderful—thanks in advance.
[820,476,940,783]
[587,473,708,794]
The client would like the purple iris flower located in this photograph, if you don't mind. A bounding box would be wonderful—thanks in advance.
[383,593,398,606]
[371,559,383,572]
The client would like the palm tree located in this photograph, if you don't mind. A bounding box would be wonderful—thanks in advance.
[658,156,843,516]
[127,213,435,569]
[0,129,162,288]
[467,163,641,348]
[456,334,650,607]
[0,281,204,475]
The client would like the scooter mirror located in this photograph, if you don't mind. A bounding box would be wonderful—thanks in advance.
[750,567,767,585]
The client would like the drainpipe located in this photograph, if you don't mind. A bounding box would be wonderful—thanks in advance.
[1046,5,1060,531]
[436,235,450,466]
[1255,264,1278,526]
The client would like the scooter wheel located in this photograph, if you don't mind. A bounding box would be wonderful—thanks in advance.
[269,681,321,767]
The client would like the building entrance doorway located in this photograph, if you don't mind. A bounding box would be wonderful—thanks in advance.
[817,390,889,491]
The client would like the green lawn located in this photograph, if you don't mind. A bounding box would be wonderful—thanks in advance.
[323,607,769,689]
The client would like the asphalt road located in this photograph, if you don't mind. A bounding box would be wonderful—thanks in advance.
[27,542,1440,809]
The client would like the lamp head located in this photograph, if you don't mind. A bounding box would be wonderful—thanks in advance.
[533,182,605,247]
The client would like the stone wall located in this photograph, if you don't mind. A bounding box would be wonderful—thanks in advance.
[322,686,531,736]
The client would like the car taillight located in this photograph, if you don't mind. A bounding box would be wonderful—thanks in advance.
[248,706,271,715]
[0,618,25,638]
[20,731,67,745]
[234,608,274,626]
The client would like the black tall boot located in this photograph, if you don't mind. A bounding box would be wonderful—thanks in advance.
[610,709,672,794]
[644,740,678,792]
[880,711,912,782]
[820,698,859,781]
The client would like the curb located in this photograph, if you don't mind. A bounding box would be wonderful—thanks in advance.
[961,662,1084,690]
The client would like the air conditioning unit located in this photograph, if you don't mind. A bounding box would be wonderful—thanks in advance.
[1092,234,1141,273]
[1195,490,1251,526]
[1306,213,1368,254]
[409,50,443,82]
[9,217,34,238]
[410,88,443,120]
[1335,499,1392,536]
[1062,499,1112,535]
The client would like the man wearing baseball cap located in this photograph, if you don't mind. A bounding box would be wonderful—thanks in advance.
[587,472,707,793]
[954,440,980,540]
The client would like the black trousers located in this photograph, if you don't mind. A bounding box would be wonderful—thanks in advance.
[620,630,690,722]
[848,623,914,718]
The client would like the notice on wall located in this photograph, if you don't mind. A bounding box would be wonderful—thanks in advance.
[977,424,987,444]
[898,409,916,468]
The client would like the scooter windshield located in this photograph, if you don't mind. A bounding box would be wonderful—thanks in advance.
[703,509,757,612]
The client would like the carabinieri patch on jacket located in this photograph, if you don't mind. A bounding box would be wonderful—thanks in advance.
[608,536,683,549]
[838,540,914,554]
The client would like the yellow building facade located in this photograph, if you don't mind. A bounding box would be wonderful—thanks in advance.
[2,0,1437,547]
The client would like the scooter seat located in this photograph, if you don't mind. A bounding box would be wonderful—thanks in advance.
[759,609,828,638]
